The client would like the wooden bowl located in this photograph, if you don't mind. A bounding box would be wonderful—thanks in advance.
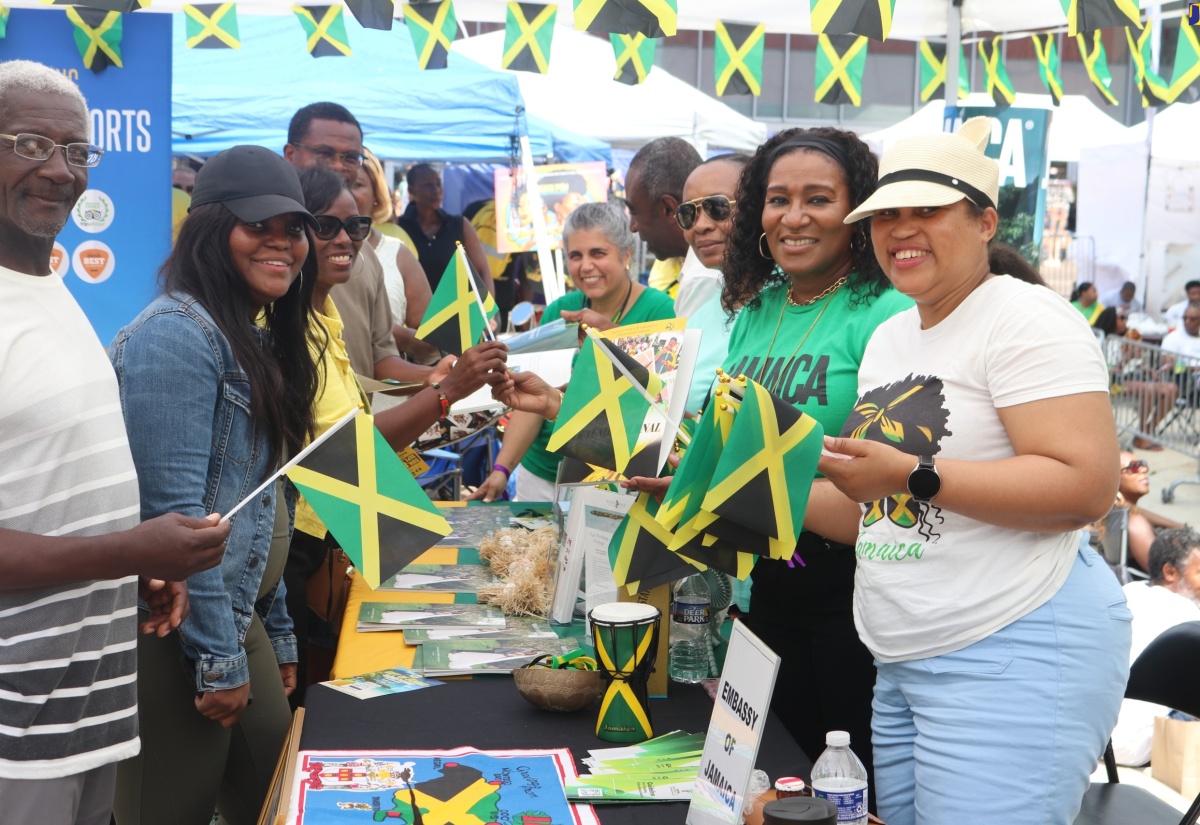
[513,667,604,712]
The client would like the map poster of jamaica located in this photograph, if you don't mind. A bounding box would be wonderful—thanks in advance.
[286,747,602,825]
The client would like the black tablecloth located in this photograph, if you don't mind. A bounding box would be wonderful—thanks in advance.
[301,679,812,825]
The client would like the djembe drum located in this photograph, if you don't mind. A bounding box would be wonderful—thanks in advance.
[588,602,661,743]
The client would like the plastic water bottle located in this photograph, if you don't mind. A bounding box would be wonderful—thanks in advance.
[669,573,710,683]
[810,731,868,825]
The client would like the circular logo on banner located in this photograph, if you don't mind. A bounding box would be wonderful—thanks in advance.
[73,241,115,284]
[71,189,115,233]
[49,242,69,277]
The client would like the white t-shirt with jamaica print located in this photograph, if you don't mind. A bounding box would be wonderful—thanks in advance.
[845,274,1109,663]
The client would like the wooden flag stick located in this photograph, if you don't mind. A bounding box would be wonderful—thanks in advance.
[457,242,496,343]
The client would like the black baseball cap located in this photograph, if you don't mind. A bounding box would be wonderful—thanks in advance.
[189,145,318,229]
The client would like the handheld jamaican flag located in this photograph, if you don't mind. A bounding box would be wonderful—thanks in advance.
[1060,0,1141,37]
[1126,25,1171,105]
[1076,30,1119,105]
[416,244,496,356]
[815,34,867,105]
[574,0,676,38]
[810,0,895,41]
[1032,33,1064,105]
[714,21,765,96]
[673,532,757,580]
[403,0,459,70]
[611,32,656,85]
[918,40,969,102]
[657,379,741,533]
[978,37,1016,106]
[503,3,556,73]
[345,0,394,30]
[699,380,823,560]
[286,411,452,589]
[609,492,702,594]
[183,3,240,49]
[66,7,122,72]
[293,5,352,57]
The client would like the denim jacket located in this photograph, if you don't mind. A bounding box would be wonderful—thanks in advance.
[110,292,297,692]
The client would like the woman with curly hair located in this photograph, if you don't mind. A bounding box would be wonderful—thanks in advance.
[720,127,912,789]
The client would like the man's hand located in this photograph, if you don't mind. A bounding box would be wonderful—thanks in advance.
[125,513,230,581]
[138,578,189,637]
[195,683,251,729]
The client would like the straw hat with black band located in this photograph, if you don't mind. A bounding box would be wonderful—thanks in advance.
[844,117,998,224]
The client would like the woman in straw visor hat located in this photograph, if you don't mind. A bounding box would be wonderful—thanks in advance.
[808,118,1131,825]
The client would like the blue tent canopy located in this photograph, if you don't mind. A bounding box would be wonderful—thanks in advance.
[172,14,609,164]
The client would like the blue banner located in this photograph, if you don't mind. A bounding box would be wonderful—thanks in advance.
[1,8,171,345]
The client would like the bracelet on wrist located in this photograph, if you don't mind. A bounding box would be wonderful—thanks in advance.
[493,463,511,479]
[545,388,565,423]
[436,390,450,417]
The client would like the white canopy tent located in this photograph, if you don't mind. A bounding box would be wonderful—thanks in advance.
[452,27,768,152]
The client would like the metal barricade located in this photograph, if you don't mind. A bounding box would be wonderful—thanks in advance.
[1104,333,1200,502]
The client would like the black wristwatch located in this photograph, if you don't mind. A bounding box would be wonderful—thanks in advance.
[907,455,941,502]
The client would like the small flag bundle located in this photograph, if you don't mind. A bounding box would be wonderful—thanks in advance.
[815,34,867,105]
[610,32,657,85]
[809,0,896,41]
[574,0,676,38]
[714,21,765,96]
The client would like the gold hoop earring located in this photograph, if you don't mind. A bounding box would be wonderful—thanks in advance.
[758,233,773,260]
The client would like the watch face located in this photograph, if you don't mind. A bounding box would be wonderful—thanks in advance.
[908,466,940,501]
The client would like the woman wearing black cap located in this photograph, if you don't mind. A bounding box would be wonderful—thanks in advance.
[109,145,323,824]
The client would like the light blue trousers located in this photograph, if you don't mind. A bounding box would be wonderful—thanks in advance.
[872,545,1132,825]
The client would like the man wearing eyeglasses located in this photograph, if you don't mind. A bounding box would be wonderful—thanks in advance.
[0,60,230,824]
[284,102,434,386]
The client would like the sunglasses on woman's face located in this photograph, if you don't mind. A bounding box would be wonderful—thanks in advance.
[313,214,372,242]
[1121,459,1149,474]
[674,195,736,230]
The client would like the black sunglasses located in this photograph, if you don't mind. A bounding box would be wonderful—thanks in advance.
[1121,459,1149,474]
[313,214,372,242]
[675,195,736,230]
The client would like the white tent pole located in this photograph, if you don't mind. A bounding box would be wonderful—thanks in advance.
[519,133,561,304]
[944,0,963,108]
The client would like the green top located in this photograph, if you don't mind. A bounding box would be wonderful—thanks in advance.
[1070,300,1104,326]
[520,286,677,482]
[721,281,913,468]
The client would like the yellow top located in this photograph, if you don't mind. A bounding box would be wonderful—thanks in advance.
[172,187,191,244]
[647,257,683,300]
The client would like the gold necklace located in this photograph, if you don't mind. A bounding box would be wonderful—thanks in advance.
[755,279,847,391]
[787,275,849,307]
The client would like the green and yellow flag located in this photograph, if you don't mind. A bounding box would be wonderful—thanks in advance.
[345,0,394,30]
[1165,14,1200,103]
[503,2,556,73]
[1060,0,1141,37]
[978,37,1016,106]
[611,32,656,85]
[609,492,702,594]
[547,334,655,475]
[657,381,741,533]
[1076,29,1119,105]
[404,0,459,69]
[183,3,240,49]
[574,0,676,37]
[810,0,896,41]
[1126,24,1171,106]
[49,0,145,10]
[918,39,968,102]
[287,411,452,589]
[66,7,122,72]
[293,5,351,57]
[699,380,823,560]
[0,5,9,39]
[416,246,494,356]
[714,21,765,96]
[815,34,867,105]
[1032,33,1064,105]
[673,532,757,580]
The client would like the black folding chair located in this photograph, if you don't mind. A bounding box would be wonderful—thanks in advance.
[1075,621,1200,825]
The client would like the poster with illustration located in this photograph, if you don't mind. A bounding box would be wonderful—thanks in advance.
[494,162,610,253]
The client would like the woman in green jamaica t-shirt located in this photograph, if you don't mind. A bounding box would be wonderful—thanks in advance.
[468,202,675,503]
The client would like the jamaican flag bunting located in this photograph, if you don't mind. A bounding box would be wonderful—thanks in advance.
[978,37,1016,106]
[66,7,122,72]
[404,0,459,69]
[810,0,896,41]
[51,0,145,10]
[503,3,556,73]
[610,33,656,85]
[286,411,452,589]
[416,246,494,356]
[345,0,394,30]
[1076,30,1119,105]
[815,34,867,105]
[1126,25,1171,105]
[0,6,9,39]
[609,493,702,593]
[918,40,968,102]
[1165,15,1200,103]
[1060,0,1141,37]
[699,380,823,559]
[294,5,351,57]
[547,334,655,475]
[183,3,240,49]
[574,0,676,38]
[714,21,765,96]
[1032,33,1064,105]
